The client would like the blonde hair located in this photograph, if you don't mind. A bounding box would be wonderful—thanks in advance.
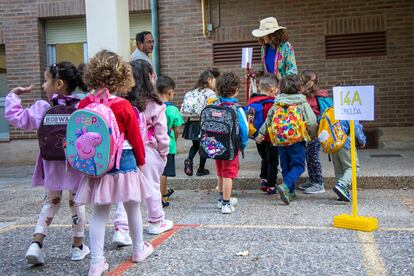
[301,70,319,97]
[83,50,135,95]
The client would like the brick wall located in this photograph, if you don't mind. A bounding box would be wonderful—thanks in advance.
[1,0,413,140]
[0,0,150,139]
[159,0,414,127]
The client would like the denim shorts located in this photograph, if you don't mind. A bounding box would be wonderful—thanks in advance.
[108,149,137,174]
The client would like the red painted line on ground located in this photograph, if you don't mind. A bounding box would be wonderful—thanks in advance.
[108,224,201,276]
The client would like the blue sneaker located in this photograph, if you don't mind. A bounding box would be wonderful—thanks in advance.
[333,182,351,202]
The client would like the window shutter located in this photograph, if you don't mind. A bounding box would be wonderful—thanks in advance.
[213,41,261,65]
[325,32,386,59]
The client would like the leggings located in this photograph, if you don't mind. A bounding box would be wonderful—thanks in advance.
[90,201,143,264]
[188,140,207,169]
[34,190,85,238]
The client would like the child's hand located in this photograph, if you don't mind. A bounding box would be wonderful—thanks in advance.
[359,143,366,149]
[256,134,264,144]
[11,85,33,96]
[138,165,144,172]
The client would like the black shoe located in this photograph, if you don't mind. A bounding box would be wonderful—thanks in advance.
[165,188,175,198]
[184,159,193,176]
[196,168,210,176]
[162,199,170,208]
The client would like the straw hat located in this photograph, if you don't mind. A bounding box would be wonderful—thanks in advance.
[252,17,286,37]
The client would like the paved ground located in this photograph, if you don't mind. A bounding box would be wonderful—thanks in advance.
[0,169,413,275]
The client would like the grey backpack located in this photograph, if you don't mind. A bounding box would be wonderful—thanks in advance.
[199,100,240,160]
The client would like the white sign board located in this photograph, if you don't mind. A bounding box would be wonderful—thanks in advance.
[333,86,374,121]
[241,47,252,68]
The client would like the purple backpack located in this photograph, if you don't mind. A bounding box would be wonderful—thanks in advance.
[37,96,79,161]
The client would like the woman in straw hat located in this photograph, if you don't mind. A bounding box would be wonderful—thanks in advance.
[252,17,297,81]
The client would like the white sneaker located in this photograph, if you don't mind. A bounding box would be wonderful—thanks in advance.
[25,242,45,265]
[147,219,174,235]
[217,197,238,209]
[221,204,235,214]
[71,244,90,261]
[112,229,132,247]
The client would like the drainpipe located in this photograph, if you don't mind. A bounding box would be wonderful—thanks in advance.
[201,0,208,37]
[151,0,160,76]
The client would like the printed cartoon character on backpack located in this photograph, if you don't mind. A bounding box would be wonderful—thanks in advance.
[66,88,124,177]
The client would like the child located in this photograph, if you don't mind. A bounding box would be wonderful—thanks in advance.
[329,121,366,202]
[298,70,329,194]
[156,75,184,207]
[74,50,151,275]
[4,61,89,265]
[182,69,220,176]
[245,74,279,194]
[256,74,317,205]
[213,72,248,214]
[115,59,174,235]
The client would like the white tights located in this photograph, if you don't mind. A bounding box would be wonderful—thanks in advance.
[89,201,143,264]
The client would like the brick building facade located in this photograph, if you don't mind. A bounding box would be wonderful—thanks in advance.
[0,0,413,140]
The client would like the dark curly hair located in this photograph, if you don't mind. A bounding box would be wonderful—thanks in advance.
[83,50,135,95]
[127,59,162,112]
[216,72,241,98]
[258,29,289,48]
[280,74,303,94]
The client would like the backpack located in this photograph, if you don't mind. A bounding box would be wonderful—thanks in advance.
[65,88,124,177]
[199,100,240,160]
[244,98,274,139]
[317,107,348,153]
[132,106,148,144]
[37,96,79,161]
[180,88,207,116]
[268,103,310,146]
[316,96,333,121]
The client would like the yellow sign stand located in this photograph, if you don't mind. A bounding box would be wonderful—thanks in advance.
[333,120,378,232]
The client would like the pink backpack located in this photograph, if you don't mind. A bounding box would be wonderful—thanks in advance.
[65,88,124,177]
[132,106,149,144]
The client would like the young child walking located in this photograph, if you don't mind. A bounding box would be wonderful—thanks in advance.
[74,50,152,276]
[327,120,366,202]
[298,70,329,194]
[156,75,184,207]
[256,74,317,205]
[181,69,220,176]
[5,61,89,265]
[209,72,248,214]
[245,74,279,194]
[112,59,173,243]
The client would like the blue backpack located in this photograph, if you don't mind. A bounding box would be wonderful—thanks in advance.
[316,96,333,122]
[244,99,274,139]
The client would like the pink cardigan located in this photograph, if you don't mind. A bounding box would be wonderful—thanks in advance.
[5,92,84,191]
[144,100,170,158]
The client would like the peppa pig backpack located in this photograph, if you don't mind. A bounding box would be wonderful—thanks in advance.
[65,88,124,177]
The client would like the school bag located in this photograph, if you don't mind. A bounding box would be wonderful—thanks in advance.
[244,97,274,139]
[317,106,348,153]
[65,88,124,177]
[132,106,149,144]
[268,103,310,146]
[37,96,79,161]
[180,88,207,116]
[199,99,240,160]
[316,96,333,121]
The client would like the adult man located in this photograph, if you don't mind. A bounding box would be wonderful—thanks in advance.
[131,31,154,65]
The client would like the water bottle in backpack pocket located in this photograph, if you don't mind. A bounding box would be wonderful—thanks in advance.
[199,103,240,160]
[65,89,124,177]
[38,96,79,160]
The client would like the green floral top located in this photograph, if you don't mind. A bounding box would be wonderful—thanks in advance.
[261,41,298,81]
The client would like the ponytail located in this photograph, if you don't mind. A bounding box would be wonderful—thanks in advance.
[47,61,87,94]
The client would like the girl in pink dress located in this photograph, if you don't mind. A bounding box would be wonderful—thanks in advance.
[5,61,89,265]
[74,50,152,276]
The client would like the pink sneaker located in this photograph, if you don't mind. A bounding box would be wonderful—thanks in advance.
[88,260,109,276]
[132,242,154,262]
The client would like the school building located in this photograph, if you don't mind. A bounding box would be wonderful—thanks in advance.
[0,0,413,145]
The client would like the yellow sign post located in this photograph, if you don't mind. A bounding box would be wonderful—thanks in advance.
[332,86,378,232]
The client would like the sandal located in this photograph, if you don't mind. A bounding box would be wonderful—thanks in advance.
[184,158,193,176]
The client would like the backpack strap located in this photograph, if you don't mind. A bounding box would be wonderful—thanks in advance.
[51,95,80,107]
